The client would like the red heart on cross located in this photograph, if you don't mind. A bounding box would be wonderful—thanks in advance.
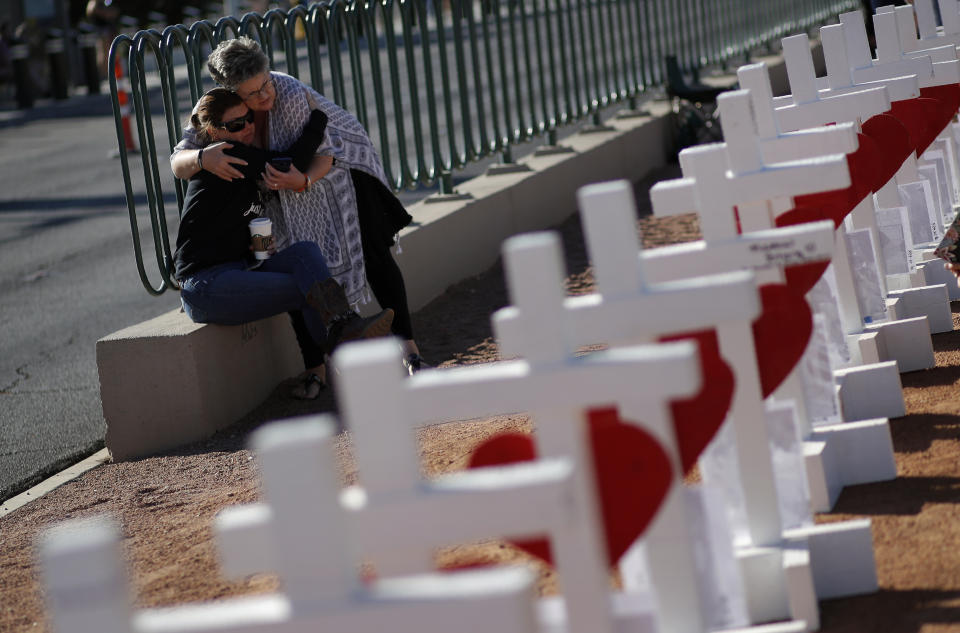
[467,407,673,568]
[862,113,913,188]
[918,85,960,151]
[920,84,960,119]
[659,329,735,474]
[890,98,945,156]
[752,283,814,398]
[793,133,879,229]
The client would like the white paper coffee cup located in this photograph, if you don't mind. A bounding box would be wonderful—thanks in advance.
[249,217,273,260]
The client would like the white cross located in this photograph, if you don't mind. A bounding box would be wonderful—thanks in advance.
[931,0,960,38]
[767,34,898,130]
[838,9,960,87]
[734,62,891,328]
[643,94,849,543]
[887,0,960,53]
[215,336,701,633]
[492,184,761,633]
[335,329,700,633]
[37,420,543,633]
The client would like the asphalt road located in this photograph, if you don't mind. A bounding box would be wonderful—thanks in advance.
[0,95,185,500]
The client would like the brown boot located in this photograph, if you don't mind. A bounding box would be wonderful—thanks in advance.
[307,278,395,354]
[325,309,395,354]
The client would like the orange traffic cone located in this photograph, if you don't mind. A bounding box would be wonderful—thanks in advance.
[114,58,138,153]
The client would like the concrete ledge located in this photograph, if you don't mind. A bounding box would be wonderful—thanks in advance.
[97,309,302,460]
[393,103,675,312]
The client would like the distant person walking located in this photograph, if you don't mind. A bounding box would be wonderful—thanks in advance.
[0,22,13,88]
[85,0,119,76]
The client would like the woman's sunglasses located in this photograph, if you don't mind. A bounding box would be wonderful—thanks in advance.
[216,110,255,133]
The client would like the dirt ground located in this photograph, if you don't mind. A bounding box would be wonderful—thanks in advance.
[3,169,960,631]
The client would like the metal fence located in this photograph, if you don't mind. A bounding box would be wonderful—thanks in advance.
[109,0,863,295]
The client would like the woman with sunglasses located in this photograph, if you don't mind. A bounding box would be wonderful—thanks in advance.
[174,88,394,377]
[170,36,427,398]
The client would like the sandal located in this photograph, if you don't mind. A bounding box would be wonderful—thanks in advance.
[291,372,326,400]
[402,353,430,376]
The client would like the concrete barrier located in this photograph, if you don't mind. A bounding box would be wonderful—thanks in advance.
[98,310,302,460]
[97,48,805,461]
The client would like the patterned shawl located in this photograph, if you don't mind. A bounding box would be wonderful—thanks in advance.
[266,72,390,305]
[173,72,388,305]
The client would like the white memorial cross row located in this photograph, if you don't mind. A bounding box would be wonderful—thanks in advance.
[774,34,897,128]
[750,39,950,354]
[735,60,887,333]
[862,5,960,185]
[218,337,702,633]
[838,9,960,88]
[814,15,958,336]
[646,125,880,606]
[875,5,958,63]
[888,0,960,54]
[646,138,842,542]
[780,32,898,288]
[37,422,543,633]
[493,200,760,633]
[714,87,862,406]
[710,80,899,512]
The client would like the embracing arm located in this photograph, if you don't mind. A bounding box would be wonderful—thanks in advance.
[263,109,335,191]
[284,109,330,171]
[170,123,247,181]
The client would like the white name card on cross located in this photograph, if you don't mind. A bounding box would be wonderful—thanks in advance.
[38,420,544,633]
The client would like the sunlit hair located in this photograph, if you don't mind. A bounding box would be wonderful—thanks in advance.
[207,36,270,91]
[188,88,245,146]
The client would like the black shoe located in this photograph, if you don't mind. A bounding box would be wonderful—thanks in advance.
[326,309,394,354]
[402,353,430,376]
[291,372,326,400]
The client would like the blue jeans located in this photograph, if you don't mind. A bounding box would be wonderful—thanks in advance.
[180,241,331,348]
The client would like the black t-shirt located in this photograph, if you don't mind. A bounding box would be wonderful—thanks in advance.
[173,109,328,281]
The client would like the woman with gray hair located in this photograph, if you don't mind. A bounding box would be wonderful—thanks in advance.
[171,36,426,395]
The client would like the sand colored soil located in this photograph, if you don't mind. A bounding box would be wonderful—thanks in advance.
[3,169,960,631]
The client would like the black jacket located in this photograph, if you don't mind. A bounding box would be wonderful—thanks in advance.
[173,109,328,281]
